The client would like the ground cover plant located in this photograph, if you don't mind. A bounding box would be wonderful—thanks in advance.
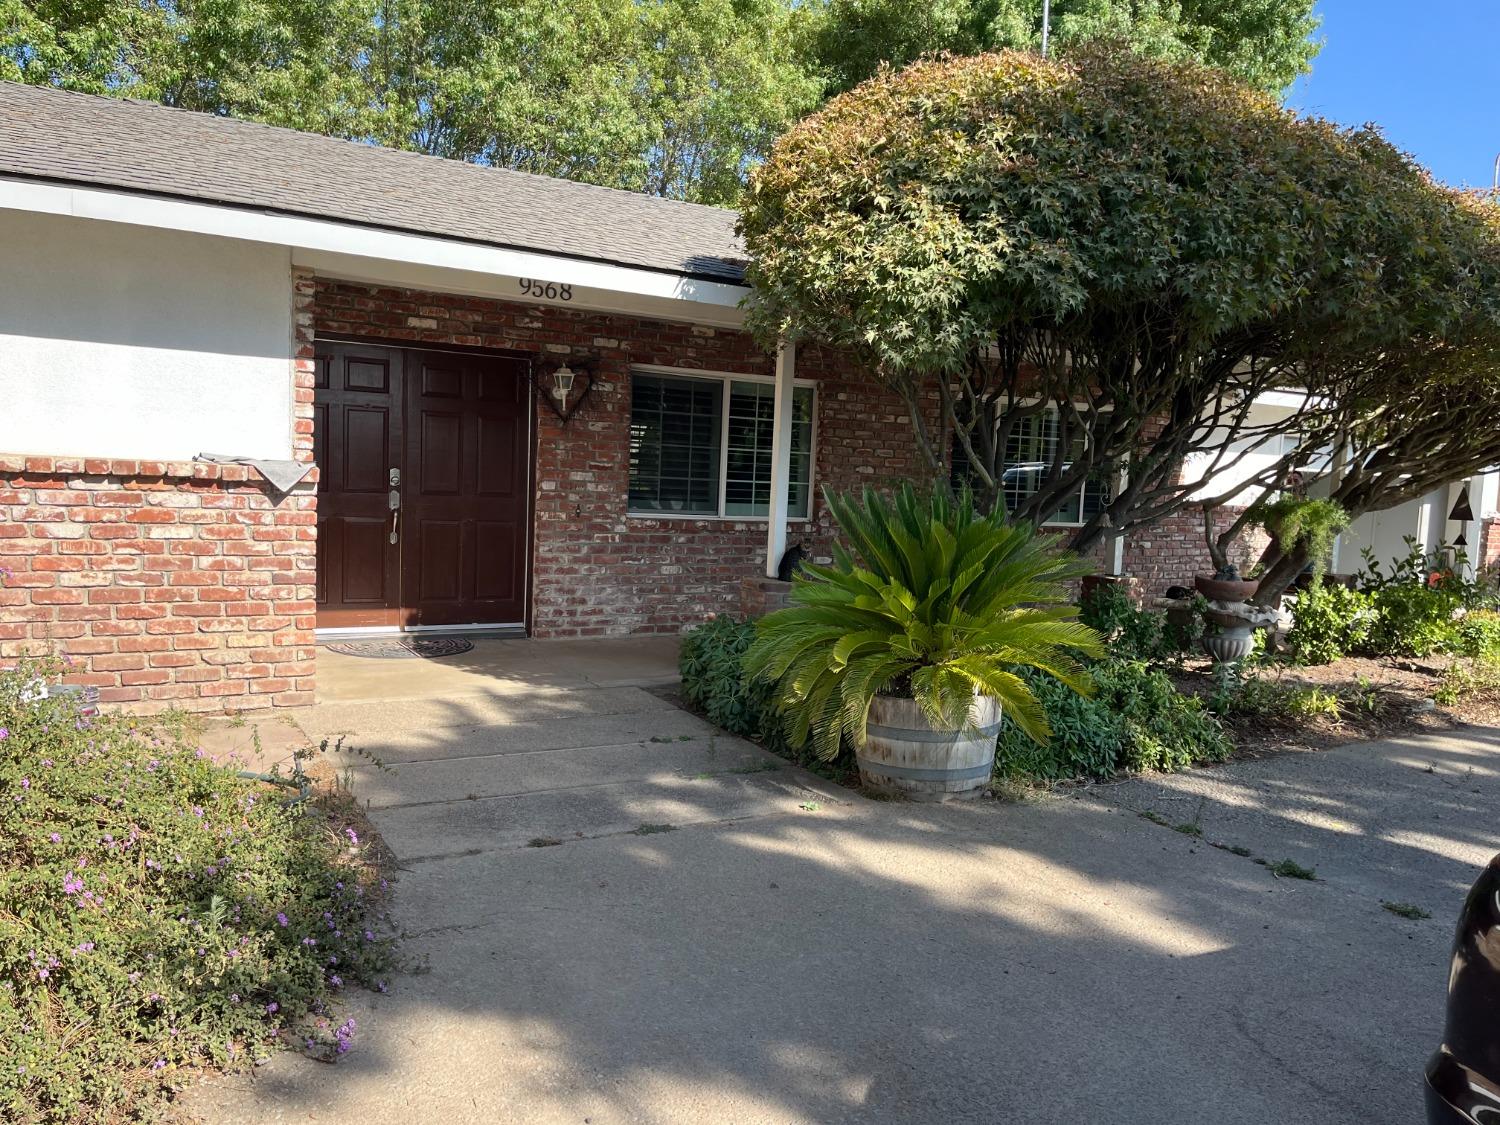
[0,658,398,1123]
[679,614,788,752]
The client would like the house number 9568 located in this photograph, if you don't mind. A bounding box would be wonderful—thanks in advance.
[519,279,572,301]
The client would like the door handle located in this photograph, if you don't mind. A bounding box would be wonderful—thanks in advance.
[389,488,400,545]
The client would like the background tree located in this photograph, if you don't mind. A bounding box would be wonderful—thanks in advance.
[0,0,820,205]
[0,0,374,133]
[809,0,1322,97]
[2,0,1321,205]
[739,48,1500,599]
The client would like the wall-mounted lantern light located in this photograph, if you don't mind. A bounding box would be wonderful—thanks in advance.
[533,357,596,425]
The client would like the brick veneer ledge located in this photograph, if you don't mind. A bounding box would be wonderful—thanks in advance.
[0,455,320,485]
[0,462,317,712]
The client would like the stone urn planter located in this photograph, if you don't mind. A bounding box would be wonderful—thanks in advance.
[1201,627,1257,665]
[857,694,1003,802]
[1194,574,1260,603]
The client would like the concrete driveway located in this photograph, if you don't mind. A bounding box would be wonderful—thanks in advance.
[187,639,1500,1124]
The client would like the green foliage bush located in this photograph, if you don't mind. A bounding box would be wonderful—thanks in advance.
[1354,538,1470,658]
[1287,584,1378,666]
[1078,583,1190,662]
[996,660,1231,780]
[993,667,1126,781]
[1453,610,1500,662]
[679,615,787,752]
[1092,661,1233,773]
[0,659,397,1122]
[1365,583,1459,658]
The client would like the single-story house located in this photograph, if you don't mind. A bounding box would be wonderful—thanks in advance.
[1,81,1496,710]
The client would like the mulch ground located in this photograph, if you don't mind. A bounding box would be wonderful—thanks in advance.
[1168,652,1500,757]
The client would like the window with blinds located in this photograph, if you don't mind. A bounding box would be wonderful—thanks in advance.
[628,371,814,518]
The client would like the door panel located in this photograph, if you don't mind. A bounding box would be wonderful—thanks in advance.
[315,340,531,632]
[402,349,531,628]
[315,343,403,628]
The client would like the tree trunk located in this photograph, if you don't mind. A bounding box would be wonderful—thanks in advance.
[1251,544,1310,606]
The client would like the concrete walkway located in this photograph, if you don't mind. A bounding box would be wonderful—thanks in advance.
[186,646,1500,1124]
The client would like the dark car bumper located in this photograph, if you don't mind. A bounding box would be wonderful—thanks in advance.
[1427,1049,1500,1124]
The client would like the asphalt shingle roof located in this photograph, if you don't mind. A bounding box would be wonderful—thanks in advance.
[0,81,748,284]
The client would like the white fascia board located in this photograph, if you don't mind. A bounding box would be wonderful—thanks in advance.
[1253,389,1314,410]
[0,176,751,328]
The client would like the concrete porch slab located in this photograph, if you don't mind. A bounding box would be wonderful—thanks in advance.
[315,635,683,704]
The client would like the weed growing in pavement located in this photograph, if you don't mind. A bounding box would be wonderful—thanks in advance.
[1267,858,1317,880]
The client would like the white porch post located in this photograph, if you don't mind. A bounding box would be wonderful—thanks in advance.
[765,339,796,579]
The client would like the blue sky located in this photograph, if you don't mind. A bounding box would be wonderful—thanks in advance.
[1287,0,1500,188]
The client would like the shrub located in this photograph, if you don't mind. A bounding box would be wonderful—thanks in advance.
[1287,584,1378,665]
[1091,661,1233,773]
[997,660,1231,780]
[744,485,1102,760]
[0,659,398,1122]
[1453,610,1500,661]
[1355,537,1466,657]
[993,667,1127,781]
[1365,582,1459,658]
[1079,583,1180,662]
[679,615,786,750]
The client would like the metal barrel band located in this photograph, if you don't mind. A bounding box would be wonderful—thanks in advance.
[865,721,1003,745]
[856,759,995,782]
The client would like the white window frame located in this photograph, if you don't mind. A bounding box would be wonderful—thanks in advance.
[996,399,1113,529]
[627,363,817,522]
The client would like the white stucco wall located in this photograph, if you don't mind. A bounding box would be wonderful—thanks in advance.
[1182,401,1304,505]
[0,211,293,460]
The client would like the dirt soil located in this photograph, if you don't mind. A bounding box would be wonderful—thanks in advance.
[1168,652,1500,757]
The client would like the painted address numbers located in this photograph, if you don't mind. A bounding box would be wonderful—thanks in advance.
[518,278,573,301]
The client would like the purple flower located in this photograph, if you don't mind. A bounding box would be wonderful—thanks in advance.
[63,875,83,895]
[0,728,8,740]
[49,833,60,844]
[18,778,28,790]
[266,1002,278,1014]
[276,913,288,927]
[344,827,359,845]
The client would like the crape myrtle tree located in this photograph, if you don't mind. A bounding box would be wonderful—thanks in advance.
[738,46,1500,601]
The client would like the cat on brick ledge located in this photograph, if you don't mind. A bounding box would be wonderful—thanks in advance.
[777,539,809,582]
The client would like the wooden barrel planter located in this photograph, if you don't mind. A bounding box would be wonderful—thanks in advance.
[857,695,1002,802]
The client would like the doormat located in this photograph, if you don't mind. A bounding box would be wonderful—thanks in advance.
[323,637,475,660]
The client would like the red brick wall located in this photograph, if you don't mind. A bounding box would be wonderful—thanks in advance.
[1481,517,1500,578]
[0,269,318,712]
[312,279,939,636]
[0,458,317,711]
[1121,505,1268,598]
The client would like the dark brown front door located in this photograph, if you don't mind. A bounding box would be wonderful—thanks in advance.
[314,341,531,631]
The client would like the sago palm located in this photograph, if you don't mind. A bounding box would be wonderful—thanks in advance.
[743,484,1104,761]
